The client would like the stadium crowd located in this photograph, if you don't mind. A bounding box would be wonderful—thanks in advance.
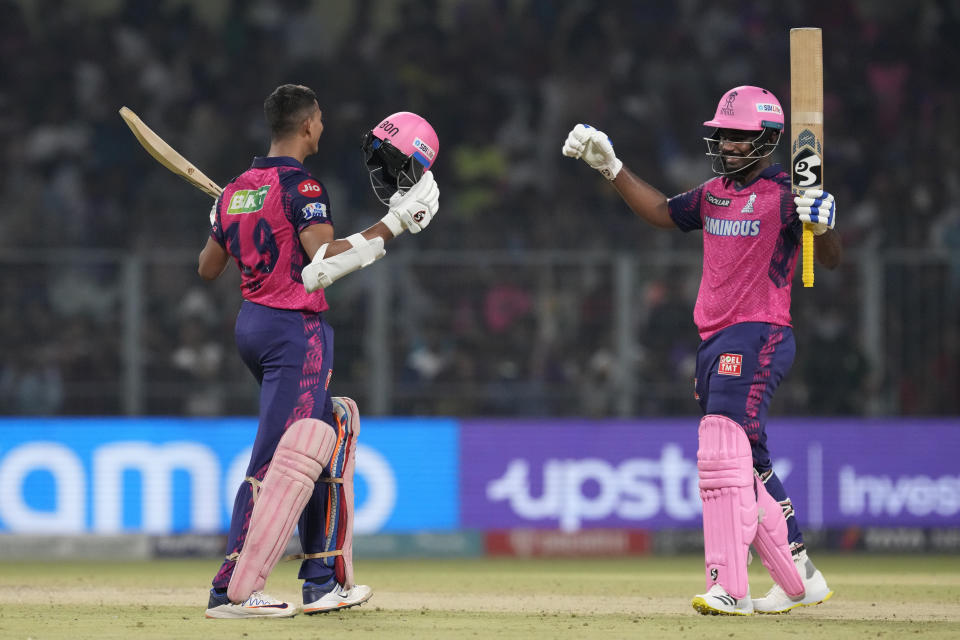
[1,0,957,416]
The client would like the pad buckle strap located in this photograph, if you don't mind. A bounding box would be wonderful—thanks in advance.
[245,476,263,502]
[284,550,343,561]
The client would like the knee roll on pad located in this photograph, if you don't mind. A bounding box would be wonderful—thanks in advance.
[697,414,757,600]
[754,476,805,598]
[228,418,337,604]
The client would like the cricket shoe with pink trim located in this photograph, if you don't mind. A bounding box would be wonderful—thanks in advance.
[691,584,754,616]
[753,549,834,614]
[204,589,299,618]
[302,580,373,614]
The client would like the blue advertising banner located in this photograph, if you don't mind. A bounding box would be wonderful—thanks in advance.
[460,418,960,531]
[0,417,459,535]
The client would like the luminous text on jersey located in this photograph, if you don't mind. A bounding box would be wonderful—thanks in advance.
[227,185,270,214]
[703,215,760,237]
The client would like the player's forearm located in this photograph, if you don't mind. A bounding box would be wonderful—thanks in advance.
[611,166,675,229]
[814,228,842,269]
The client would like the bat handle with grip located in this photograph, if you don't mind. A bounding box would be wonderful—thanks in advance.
[802,224,814,287]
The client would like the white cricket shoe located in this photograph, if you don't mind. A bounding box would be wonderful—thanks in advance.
[302,581,373,615]
[204,589,299,618]
[753,549,834,614]
[691,584,754,616]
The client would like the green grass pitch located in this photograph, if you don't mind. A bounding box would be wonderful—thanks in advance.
[1,554,958,639]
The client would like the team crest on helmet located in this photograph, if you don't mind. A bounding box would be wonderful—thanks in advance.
[721,91,738,115]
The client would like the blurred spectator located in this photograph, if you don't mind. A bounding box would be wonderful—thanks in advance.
[0,0,956,416]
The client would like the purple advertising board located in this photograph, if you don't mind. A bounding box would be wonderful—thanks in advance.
[460,418,960,531]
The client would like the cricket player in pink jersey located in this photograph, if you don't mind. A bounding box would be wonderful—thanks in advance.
[197,84,440,618]
[564,86,841,616]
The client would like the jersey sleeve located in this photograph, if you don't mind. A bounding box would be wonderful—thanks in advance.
[279,169,333,233]
[668,185,704,232]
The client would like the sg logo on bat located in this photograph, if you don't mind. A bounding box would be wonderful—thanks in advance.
[792,128,822,189]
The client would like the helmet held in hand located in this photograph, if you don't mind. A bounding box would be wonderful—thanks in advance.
[361,112,439,204]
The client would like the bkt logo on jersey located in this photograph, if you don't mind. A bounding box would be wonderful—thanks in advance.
[227,185,270,214]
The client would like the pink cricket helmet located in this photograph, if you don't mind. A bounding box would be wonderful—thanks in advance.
[703,86,783,176]
[703,85,784,131]
[361,111,439,204]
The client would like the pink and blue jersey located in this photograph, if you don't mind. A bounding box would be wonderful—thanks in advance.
[211,156,332,313]
[667,164,801,340]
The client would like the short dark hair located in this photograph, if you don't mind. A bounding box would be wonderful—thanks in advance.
[264,84,318,139]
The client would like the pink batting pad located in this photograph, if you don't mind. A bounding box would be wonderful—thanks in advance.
[697,414,757,600]
[228,418,336,603]
[753,475,805,598]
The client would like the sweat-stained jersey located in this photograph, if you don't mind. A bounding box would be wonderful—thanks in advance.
[667,164,801,340]
[211,156,332,313]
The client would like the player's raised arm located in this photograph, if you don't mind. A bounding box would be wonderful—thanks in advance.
[301,112,441,294]
[562,123,675,229]
[300,171,440,292]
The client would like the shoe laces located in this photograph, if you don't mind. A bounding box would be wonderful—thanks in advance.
[245,591,281,606]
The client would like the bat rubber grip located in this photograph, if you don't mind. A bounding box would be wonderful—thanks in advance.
[802,224,815,288]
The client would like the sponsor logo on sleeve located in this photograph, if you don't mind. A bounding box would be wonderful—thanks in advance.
[297,179,323,196]
[227,185,270,214]
[717,353,742,376]
[302,202,328,220]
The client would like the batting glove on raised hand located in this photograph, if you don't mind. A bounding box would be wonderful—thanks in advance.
[562,123,623,180]
[380,170,440,236]
[794,189,836,235]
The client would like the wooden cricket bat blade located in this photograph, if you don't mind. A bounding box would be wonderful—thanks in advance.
[118,106,223,198]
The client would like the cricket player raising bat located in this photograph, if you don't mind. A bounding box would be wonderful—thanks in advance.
[199,84,440,618]
[563,85,841,615]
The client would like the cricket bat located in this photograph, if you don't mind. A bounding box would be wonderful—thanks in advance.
[789,27,823,288]
[119,106,223,199]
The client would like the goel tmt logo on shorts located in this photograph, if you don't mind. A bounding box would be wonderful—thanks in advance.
[718,353,742,376]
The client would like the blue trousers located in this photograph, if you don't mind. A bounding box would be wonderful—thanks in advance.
[213,301,337,588]
[694,322,803,546]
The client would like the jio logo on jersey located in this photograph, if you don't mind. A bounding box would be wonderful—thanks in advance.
[298,179,323,196]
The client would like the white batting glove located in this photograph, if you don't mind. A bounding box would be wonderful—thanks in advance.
[380,170,440,236]
[794,189,836,235]
[562,123,623,180]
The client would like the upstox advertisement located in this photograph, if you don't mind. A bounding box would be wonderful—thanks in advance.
[1,418,958,534]
[0,417,459,534]
[460,419,960,531]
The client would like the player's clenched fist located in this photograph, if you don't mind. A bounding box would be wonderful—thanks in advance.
[562,123,623,180]
[794,189,836,236]
[381,171,440,235]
